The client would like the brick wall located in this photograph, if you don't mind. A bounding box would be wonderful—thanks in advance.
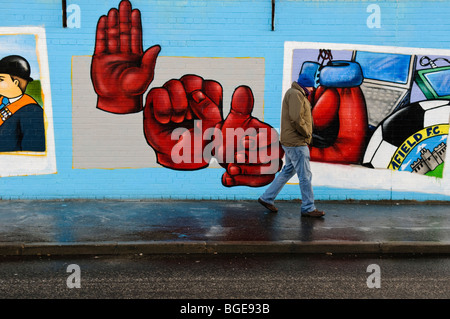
[0,0,449,200]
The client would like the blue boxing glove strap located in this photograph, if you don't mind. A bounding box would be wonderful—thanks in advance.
[298,61,320,88]
[319,61,364,88]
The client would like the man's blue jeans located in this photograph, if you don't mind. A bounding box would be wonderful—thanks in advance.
[260,145,316,213]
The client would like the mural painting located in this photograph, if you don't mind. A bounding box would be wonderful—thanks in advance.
[0,28,56,177]
[88,0,283,187]
[0,55,45,152]
[82,1,449,195]
[287,44,450,185]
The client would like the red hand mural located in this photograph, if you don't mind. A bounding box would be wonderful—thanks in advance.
[144,75,224,170]
[92,1,282,188]
[91,0,160,114]
[215,86,284,187]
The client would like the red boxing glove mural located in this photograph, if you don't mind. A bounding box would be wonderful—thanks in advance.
[309,85,368,164]
[91,1,282,187]
[301,60,369,164]
[91,0,160,114]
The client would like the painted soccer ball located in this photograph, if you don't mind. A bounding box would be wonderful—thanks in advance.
[362,99,450,177]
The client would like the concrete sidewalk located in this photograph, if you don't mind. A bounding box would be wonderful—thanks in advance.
[0,199,449,256]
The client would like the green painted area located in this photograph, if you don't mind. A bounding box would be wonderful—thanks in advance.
[25,80,43,106]
[426,162,444,178]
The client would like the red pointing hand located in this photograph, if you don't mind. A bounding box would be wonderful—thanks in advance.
[91,0,160,114]
[215,86,284,187]
[144,75,224,170]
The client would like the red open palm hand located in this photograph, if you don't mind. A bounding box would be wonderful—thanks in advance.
[91,0,160,114]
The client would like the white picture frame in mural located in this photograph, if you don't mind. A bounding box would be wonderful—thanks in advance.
[0,27,56,177]
[283,42,450,196]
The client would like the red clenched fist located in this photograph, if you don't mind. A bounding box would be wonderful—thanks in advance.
[215,86,284,187]
[92,0,160,114]
[144,75,224,170]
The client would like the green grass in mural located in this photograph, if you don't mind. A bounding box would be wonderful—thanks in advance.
[25,80,43,106]
[425,162,444,178]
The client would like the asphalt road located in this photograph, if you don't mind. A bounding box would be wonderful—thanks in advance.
[0,253,449,301]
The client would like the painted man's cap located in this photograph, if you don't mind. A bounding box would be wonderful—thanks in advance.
[0,55,33,82]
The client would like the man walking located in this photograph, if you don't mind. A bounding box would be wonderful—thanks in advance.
[258,73,325,218]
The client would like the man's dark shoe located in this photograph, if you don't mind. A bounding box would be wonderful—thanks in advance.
[301,209,325,218]
[258,198,278,213]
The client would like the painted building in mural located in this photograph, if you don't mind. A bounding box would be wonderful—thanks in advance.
[0,0,449,200]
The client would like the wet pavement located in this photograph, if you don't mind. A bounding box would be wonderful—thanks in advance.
[0,199,449,256]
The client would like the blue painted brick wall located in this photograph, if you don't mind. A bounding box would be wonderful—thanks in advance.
[0,0,449,201]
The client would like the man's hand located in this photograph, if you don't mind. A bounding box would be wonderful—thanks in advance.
[215,86,284,187]
[144,75,224,170]
[91,0,160,114]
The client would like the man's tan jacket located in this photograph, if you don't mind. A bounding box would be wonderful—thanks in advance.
[280,82,313,147]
